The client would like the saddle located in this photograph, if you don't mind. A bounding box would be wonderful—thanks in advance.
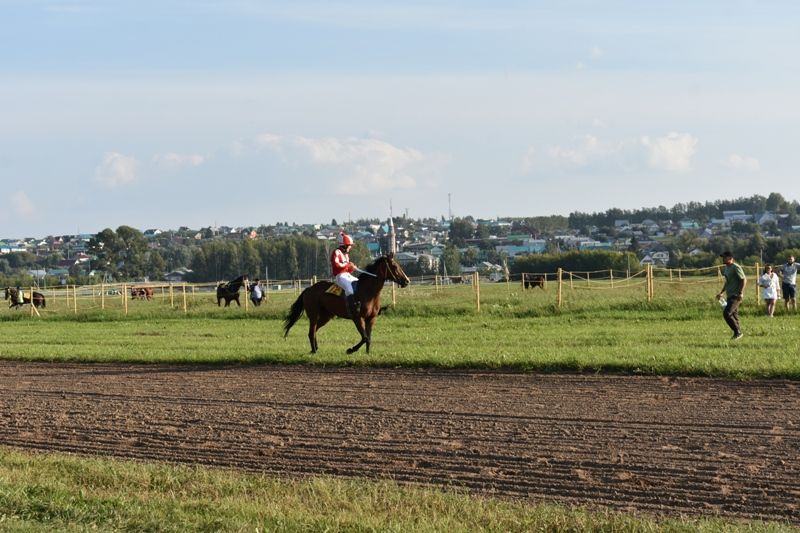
[325,280,358,298]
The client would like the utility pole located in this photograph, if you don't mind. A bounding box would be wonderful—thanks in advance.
[448,193,453,221]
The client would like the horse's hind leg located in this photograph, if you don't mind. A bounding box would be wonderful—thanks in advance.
[308,314,331,354]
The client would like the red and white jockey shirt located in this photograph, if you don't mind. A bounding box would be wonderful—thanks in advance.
[330,247,355,276]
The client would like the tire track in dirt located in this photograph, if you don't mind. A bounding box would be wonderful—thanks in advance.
[0,361,797,523]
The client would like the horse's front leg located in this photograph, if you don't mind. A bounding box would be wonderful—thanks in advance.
[364,317,376,354]
[346,316,368,354]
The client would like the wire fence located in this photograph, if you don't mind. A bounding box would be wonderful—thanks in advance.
[1,262,776,319]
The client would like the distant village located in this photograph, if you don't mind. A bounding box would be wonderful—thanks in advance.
[2,200,797,284]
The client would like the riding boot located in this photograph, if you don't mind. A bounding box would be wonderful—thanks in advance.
[346,294,361,319]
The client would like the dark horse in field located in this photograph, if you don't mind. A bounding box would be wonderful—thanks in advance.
[131,286,154,300]
[283,253,410,354]
[524,275,545,289]
[4,287,46,309]
[217,275,248,307]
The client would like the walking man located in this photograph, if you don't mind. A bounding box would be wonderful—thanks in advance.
[779,255,798,312]
[716,250,746,340]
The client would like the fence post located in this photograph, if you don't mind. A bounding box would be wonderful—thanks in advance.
[391,281,396,306]
[610,269,614,288]
[569,271,574,289]
[101,282,105,309]
[182,284,187,313]
[474,271,481,312]
[557,268,563,308]
[522,272,526,290]
[169,283,175,308]
[73,285,78,314]
[123,284,128,315]
[754,262,760,303]
[646,265,652,302]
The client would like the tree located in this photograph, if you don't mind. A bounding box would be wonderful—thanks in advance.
[442,245,462,276]
[448,218,475,247]
[146,251,167,280]
[115,225,149,279]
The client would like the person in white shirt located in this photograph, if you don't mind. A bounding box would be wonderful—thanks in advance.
[759,265,780,317]
[249,279,263,306]
[779,256,798,311]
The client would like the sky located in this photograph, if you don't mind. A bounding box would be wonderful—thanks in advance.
[2,1,800,238]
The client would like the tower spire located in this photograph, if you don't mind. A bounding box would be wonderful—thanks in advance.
[388,201,397,255]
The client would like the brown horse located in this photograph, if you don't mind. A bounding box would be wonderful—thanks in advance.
[217,275,247,307]
[283,254,410,354]
[523,275,545,289]
[130,286,154,300]
[4,287,46,309]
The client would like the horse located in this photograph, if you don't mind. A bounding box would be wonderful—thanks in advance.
[217,275,247,307]
[524,275,545,289]
[130,286,154,300]
[283,253,410,354]
[4,287,46,309]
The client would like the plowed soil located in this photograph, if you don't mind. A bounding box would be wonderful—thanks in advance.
[0,361,798,524]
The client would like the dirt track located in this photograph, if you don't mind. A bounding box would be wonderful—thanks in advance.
[0,361,798,524]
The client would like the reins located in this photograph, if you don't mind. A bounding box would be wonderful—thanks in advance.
[380,257,402,284]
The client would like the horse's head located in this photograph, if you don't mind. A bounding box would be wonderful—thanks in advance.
[382,253,410,288]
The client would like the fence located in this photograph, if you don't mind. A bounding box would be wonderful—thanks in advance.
[2,263,771,319]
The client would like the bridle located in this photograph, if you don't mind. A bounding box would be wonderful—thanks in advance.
[380,257,405,285]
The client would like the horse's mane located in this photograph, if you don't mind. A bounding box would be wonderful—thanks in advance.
[362,257,385,276]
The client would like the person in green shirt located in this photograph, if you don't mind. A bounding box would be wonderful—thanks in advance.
[716,250,747,340]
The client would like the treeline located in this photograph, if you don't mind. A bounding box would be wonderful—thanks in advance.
[87,227,375,283]
[184,236,371,283]
[567,193,800,229]
[511,251,639,276]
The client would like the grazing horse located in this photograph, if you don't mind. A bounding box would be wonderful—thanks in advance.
[524,275,545,289]
[283,253,410,354]
[130,286,155,300]
[217,275,247,307]
[4,287,46,309]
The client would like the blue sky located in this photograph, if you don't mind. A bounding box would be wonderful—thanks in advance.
[2,1,799,237]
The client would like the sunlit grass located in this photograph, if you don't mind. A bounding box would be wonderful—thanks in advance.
[0,448,792,533]
[2,281,799,379]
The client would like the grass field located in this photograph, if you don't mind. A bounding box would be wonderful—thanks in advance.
[2,279,798,531]
[0,448,794,533]
[2,279,800,379]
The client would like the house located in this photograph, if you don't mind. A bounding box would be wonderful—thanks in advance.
[165,267,193,282]
[722,210,752,223]
[640,250,670,266]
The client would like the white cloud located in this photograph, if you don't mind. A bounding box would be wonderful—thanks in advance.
[546,135,619,166]
[590,46,606,58]
[641,132,697,172]
[11,190,34,217]
[722,154,760,172]
[94,152,139,187]
[255,133,423,193]
[153,152,206,168]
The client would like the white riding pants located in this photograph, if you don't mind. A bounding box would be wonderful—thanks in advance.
[335,273,358,296]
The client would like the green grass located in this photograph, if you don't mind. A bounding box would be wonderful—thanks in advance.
[2,281,799,379]
[0,448,793,532]
[3,281,798,531]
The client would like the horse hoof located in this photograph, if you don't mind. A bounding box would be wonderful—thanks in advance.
[346,348,355,355]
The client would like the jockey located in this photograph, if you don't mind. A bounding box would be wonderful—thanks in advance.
[15,285,23,305]
[331,231,360,318]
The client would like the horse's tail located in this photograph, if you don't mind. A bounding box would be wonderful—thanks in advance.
[283,291,306,337]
